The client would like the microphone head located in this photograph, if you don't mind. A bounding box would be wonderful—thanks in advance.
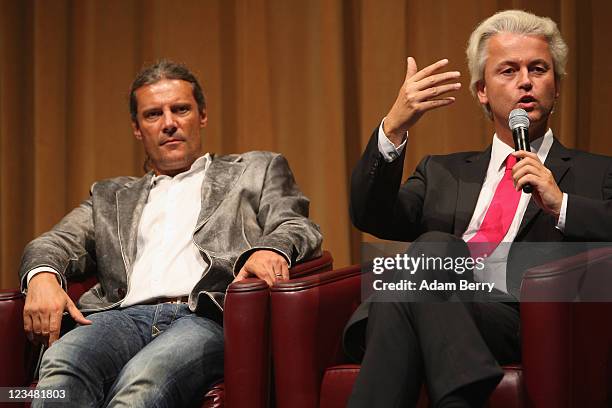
[509,108,530,130]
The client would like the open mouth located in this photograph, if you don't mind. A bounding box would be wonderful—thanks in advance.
[518,95,536,103]
[517,95,537,109]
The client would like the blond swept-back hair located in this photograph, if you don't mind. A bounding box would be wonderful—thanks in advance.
[466,10,568,117]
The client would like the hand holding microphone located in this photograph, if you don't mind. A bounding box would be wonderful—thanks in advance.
[508,109,564,217]
[508,109,533,193]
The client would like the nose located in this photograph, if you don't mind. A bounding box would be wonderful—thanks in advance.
[517,67,532,91]
[162,110,177,135]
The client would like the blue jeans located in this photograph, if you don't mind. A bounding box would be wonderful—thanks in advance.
[33,304,224,408]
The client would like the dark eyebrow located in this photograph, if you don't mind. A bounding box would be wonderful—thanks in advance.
[142,107,162,115]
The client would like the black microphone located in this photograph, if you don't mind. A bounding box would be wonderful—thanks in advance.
[508,108,532,194]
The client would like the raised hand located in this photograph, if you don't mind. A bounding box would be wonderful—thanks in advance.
[384,57,462,145]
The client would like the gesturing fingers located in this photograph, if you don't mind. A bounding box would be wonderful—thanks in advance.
[408,58,451,83]
[404,57,418,82]
[384,57,462,141]
[402,59,461,112]
[413,97,457,112]
[412,82,462,103]
[412,71,462,92]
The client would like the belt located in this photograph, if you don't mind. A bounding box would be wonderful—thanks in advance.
[143,296,189,305]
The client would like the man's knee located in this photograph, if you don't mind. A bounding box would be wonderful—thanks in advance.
[39,339,77,377]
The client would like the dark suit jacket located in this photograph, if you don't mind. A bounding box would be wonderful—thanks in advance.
[351,128,612,244]
[344,127,612,360]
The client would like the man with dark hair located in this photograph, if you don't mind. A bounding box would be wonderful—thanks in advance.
[20,60,322,407]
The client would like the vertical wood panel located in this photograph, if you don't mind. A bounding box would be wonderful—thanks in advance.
[0,0,35,288]
[587,0,612,155]
[558,0,578,148]
[33,0,68,235]
[234,0,275,152]
[66,0,97,207]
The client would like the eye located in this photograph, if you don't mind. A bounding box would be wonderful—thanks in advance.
[500,67,515,75]
[531,65,548,74]
[174,105,191,115]
[143,110,162,120]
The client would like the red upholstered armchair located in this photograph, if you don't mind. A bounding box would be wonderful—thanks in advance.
[0,251,332,408]
[270,248,612,408]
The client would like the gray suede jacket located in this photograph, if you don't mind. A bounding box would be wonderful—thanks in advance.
[19,151,322,322]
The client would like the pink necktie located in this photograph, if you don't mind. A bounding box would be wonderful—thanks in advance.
[468,154,521,259]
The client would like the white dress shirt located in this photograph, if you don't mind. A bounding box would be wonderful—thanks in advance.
[377,120,568,292]
[120,154,211,307]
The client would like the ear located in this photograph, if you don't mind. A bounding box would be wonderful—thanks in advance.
[476,80,488,105]
[554,78,561,99]
[131,120,142,140]
[199,109,208,128]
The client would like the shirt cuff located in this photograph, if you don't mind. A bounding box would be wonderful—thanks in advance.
[555,193,568,231]
[22,267,63,294]
[377,117,407,162]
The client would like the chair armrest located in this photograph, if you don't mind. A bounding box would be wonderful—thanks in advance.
[520,247,612,407]
[0,290,32,386]
[289,250,333,278]
[521,246,612,301]
[270,265,361,408]
[0,275,98,389]
[224,279,271,408]
[223,251,333,408]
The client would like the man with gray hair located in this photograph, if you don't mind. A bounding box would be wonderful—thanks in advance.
[20,60,322,407]
[346,10,612,407]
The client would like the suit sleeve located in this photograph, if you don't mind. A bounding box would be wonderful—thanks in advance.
[350,127,428,241]
[18,197,97,292]
[234,154,322,271]
[564,158,612,241]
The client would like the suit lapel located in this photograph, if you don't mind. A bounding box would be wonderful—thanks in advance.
[194,155,246,233]
[453,147,491,236]
[116,173,153,270]
[516,139,571,238]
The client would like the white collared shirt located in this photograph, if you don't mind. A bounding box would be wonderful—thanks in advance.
[120,154,211,307]
[377,122,567,292]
